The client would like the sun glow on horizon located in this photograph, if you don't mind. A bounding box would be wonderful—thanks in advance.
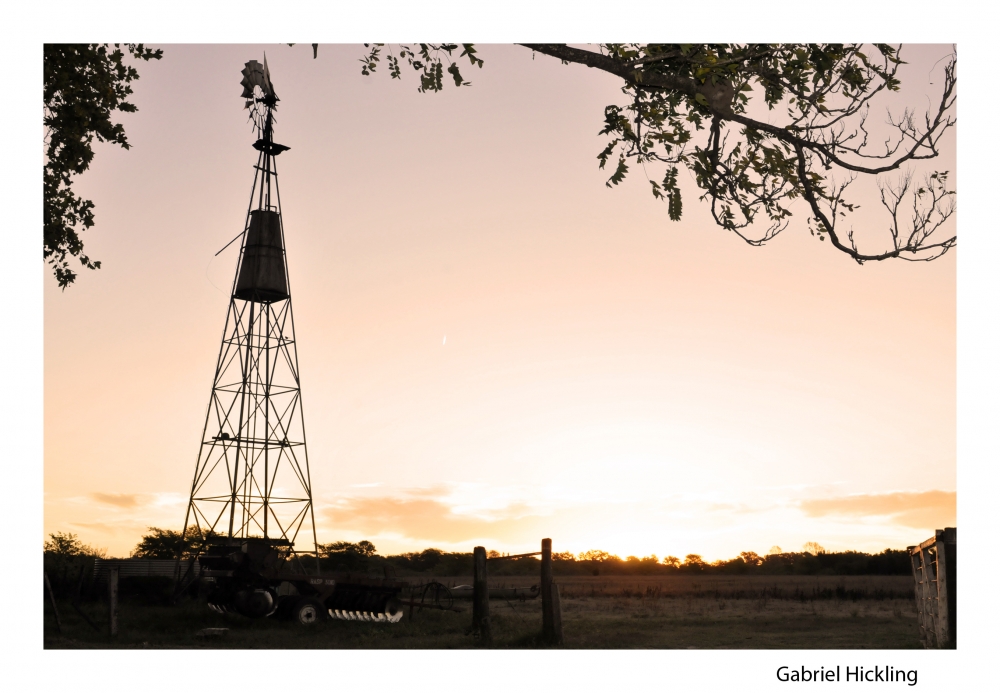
[47,482,956,562]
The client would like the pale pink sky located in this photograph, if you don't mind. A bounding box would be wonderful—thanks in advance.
[43,44,955,560]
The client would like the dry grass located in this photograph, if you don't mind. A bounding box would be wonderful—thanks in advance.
[44,574,920,649]
[553,594,918,649]
[442,573,914,600]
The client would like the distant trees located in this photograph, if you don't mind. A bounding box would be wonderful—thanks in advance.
[578,549,617,562]
[732,548,910,576]
[318,540,380,571]
[803,542,827,556]
[131,527,220,559]
[53,527,911,577]
[43,532,109,595]
[482,546,910,577]
[682,554,707,572]
[319,540,376,558]
[384,548,477,576]
[319,542,473,575]
[44,531,106,558]
[132,527,184,559]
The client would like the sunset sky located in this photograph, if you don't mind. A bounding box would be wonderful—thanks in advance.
[42,44,957,561]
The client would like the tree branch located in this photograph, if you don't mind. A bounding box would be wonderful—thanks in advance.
[521,43,955,177]
[519,44,701,97]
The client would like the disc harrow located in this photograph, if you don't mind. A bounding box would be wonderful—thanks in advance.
[329,608,403,623]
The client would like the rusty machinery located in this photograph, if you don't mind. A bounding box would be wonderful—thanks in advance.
[199,539,406,625]
[178,56,406,625]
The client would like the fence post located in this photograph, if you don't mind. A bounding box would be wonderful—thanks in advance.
[541,538,553,642]
[936,527,957,648]
[472,546,491,644]
[108,565,119,637]
[551,582,564,646]
[44,572,63,634]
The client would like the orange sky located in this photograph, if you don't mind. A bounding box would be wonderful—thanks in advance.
[42,44,956,560]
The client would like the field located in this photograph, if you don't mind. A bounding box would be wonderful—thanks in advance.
[44,574,920,649]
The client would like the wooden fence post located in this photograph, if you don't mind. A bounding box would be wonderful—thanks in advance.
[541,538,553,642]
[44,572,63,634]
[936,528,957,648]
[108,565,119,637]
[472,546,491,644]
[551,582,564,646]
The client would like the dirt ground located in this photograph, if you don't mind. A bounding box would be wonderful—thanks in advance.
[44,574,920,649]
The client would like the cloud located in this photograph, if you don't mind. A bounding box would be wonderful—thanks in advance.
[90,492,140,508]
[69,519,146,533]
[321,495,548,545]
[404,485,452,499]
[799,490,955,529]
[317,487,804,554]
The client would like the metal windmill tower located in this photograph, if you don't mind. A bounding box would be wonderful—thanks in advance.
[181,56,318,566]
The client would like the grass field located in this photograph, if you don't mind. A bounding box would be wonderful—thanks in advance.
[44,574,920,649]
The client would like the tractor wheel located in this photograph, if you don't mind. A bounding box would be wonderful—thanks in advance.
[422,582,454,611]
[235,588,276,619]
[291,596,327,626]
[383,597,404,623]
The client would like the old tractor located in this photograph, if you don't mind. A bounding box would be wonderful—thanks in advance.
[198,539,406,625]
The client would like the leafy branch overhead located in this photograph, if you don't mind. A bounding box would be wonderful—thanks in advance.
[43,44,162,288]
[361,43,956,263]
[361,43,484,92]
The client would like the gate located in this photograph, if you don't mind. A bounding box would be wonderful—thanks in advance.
[908,527,956,648]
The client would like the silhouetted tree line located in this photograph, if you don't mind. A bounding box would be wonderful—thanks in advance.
[44,531,913,581]
[299,541,913,577]
[42,532,107,596]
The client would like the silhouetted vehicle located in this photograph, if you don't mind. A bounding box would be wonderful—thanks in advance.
[198,538,405,625]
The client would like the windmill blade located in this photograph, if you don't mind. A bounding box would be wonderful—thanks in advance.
[240,57,278,102]
[240,60,263,98]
